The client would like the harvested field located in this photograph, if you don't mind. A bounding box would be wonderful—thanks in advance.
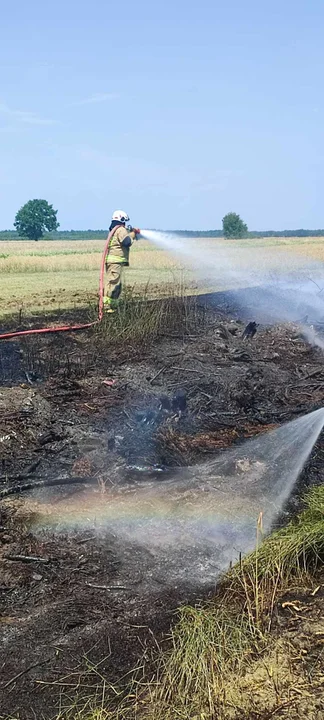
[0,239,185,316]
[1,291,324,719]
[1,235,324,316]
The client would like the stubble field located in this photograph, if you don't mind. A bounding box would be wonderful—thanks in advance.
[1,235,324,317]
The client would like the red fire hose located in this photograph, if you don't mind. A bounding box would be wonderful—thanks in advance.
[0,228,117,341]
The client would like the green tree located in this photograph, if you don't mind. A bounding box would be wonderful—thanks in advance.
[222,212,248,239]
[14,199,59,241]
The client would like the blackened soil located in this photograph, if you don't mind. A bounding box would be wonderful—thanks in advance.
[1,294,324,718]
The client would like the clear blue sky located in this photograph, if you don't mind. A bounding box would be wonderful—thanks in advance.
[0,0,323,231]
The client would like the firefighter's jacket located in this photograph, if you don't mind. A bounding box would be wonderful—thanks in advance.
[105,226,133,266]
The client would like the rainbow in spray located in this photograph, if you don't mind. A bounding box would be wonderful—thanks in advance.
[16,408,324,584]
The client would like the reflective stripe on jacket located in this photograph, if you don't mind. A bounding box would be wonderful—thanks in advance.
[106,225,132,265]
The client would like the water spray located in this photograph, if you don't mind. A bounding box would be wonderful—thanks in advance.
[18,408,324,586]
[140,229,324,349]
[3,227,324,584]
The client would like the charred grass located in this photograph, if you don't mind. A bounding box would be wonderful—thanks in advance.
[2,290,324,720]
[1,289,205,384]
[33,486,324,720]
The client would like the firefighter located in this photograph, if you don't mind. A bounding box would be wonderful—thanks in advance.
[103,210,138,313]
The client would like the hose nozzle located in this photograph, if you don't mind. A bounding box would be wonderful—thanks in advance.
[127,225,141,239]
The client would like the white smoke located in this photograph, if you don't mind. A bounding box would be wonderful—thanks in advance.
[141,230,324,348]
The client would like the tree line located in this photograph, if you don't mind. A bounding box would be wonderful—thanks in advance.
[0,229,108,240]
[1,199,324,240]
[171,228,324,238]
[3,227,324,241]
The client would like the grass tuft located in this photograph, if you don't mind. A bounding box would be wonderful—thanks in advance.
[95,283,203,348]
[140,485,324,719]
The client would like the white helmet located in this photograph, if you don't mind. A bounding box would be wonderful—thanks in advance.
[112,209,129,223]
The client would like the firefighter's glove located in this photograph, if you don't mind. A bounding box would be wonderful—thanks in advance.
[126,225,141,240]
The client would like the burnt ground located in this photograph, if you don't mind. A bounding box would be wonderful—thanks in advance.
[1,292,324,719]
